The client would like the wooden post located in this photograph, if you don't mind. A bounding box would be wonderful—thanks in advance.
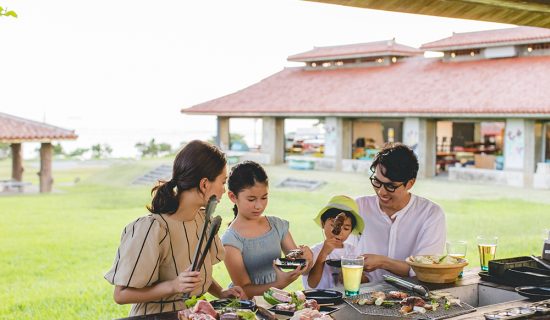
[39,142,53,193]
[11,143,24,181]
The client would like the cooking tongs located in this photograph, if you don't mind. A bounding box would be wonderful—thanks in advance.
[190,195,221,272]
[383,274,430,298]
[182,196,223,299]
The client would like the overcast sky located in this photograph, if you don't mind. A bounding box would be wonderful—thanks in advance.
[0,0,510,157]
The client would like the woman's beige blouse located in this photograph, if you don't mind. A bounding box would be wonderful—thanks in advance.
[105,212,225,316]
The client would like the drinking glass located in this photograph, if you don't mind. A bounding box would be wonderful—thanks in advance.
[341,256,364,297]
[477,235,498,272]
[446,240,467,277]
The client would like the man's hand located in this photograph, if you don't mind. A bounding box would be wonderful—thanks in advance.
[362,254,387,272]
[362,254,411,277]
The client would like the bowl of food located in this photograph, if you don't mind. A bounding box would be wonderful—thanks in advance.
[406,255,468,283]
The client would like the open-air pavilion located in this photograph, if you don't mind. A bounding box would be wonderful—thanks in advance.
[183,27,550,189]
[0,112,78,193]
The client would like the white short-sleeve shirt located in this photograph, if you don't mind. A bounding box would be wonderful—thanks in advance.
[347,194,446,283]
[302,242,358,290]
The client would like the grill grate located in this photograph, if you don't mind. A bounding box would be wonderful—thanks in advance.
[344,290,476,320]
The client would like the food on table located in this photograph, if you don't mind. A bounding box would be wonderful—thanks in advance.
[399,305,413,314]
[409,255,463,265]
[388,291,409,299]
[354,298,374,306]
[331,212,346,235]
[291,308,333,320]
[178,299,258,320]
[264,287,294,304]
[219,313,239,320]
[178,300,217,320]
[304,299,319,310]
[400,296,426,307]
[276,303,297,312]
[264,287,310,311]
[370,291,386,300]
[286,249,304,260]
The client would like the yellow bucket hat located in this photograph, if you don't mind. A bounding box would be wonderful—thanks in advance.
[313,195,364,235]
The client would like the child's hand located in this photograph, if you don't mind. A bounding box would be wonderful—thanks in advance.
[320,238,343,256]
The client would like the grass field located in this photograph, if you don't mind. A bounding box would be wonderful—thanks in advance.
[0,158,548,319]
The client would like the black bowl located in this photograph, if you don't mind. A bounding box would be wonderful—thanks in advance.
[210,299,255,310]
[303,289,343,305]
[325,259,341,268]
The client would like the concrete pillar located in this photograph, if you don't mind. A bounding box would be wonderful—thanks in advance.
[474,122,482,143]
[504,119,535,187]
[39,142,53,193]
[10,143,23,181]
[403,118,436,178]
[216,117,230,151]
[324,117,353,170]
[261,117,285,165]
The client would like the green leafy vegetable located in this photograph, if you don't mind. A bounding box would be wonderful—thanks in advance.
[184,295,207,308]
[236,310,257,320]
[225,298,241,309]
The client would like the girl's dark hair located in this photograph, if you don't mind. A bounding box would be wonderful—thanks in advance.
[147,140,226,214]
[370,143,419,183]
[227,161,268,219]
[320,208,357,230]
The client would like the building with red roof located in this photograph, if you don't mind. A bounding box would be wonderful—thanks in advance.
[183,27,550,188]
[0,112,78,193]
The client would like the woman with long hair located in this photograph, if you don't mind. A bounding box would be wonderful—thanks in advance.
[105,140,244,316]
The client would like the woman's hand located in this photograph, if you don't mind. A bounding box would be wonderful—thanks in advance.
[220,286,247,299]
[298,245,314,272]
[273,260,302,287]
[171,269,202,294]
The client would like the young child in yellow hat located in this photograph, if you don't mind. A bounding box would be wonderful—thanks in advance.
[302,195,367,289]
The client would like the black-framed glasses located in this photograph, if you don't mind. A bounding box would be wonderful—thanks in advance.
[369,173,405,193]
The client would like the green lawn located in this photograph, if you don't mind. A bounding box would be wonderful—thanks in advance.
[0,158,547,319]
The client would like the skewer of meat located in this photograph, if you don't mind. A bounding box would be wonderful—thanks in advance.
[331,212,346,235]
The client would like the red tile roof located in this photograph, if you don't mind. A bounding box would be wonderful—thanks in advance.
[0,112,78,142]
[421,27,550,51]
[184,55,550,117]
[288,40,422,62]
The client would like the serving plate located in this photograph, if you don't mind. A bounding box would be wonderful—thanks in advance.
[267,305,339,317]
[275,258,306,270]
[303,289,343,305]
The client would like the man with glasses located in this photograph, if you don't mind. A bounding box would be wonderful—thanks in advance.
[349,143,446,282]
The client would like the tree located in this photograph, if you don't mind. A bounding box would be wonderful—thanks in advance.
[67,148,89,158]
[135,139,172,158]
[52,143,64,156]
[91,144,112,159]
[0,6,17,18]
[0,143,9,159]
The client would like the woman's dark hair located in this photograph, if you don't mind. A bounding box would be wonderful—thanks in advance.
[369,143,419,183]
[320,208,357,230]
[227,161,268,219]
[147,140,226,214]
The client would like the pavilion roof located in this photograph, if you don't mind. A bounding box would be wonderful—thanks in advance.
[421,27,550,51]
[288,39,422,62]
[184,55,550,118]
[0,112,78,143]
